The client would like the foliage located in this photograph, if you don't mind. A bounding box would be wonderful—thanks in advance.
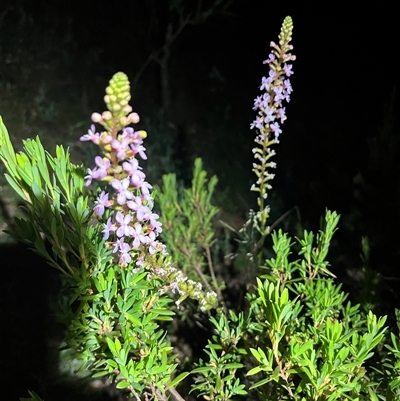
[156,158,222,300]
[191,211,394,400]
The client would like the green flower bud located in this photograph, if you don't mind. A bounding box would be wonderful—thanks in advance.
[279,16,293,44]
[105,72,132,118]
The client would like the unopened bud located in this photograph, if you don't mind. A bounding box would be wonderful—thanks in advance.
[128,112,140,124]
[91,112,103,123]
[123,105,133,114]
[138,130,147,139]
[102,111,112,120]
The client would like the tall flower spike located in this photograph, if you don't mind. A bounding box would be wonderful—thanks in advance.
[80,72,218,310]
[250,16,295,236]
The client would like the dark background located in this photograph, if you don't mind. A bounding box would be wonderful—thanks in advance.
[1,1,399,399]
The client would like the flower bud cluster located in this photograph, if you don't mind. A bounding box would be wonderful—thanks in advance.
[81,72,217,310]
[250,16,295,233]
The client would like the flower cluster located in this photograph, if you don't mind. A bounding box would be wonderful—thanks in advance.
[80,73,161,267]
[80,72,217,310]
[250,16,295,234]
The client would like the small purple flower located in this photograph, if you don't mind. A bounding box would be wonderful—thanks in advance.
[122,158,140,174]
[253,95,263,111]
[111,137,130,159]
[121,127,135,139]
[149,221,162,237]
[84,168,94,187]
[264,107,275,123]
[80,124,100,144]
[250,115,264,130]
[94,191,111,216]
[112,238,132,265]
[115,211,135,237]
[147,231,156,242]
[92,156,110,179]
[122,159,146,187]
[136,205,152,222]
[276,107,286,124]
[140,181,152,196]
[130,171,146,188]
[124,128,143,146]
[270,122,282,140]
[119,242,132,264]
[102,218,114,240]
[148,239,159,255]
[126,196,142,212]
[131,223,147,248]
[283,79,293,95]
[273,86,285,103]
[111,177,133,205]
[149,211,159,221]
[130,144,147,160]
[260,77,270,91]
[263,53,276,64]
[283,64,294,76]
[260,93,271,109]
[112,238,124,254]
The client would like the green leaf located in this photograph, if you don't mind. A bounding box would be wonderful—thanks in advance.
[169,372,190,388]
[295,340,314,357]
[19,390,44,401]
[247,366,262,376]
[191,366,213,374]
[151,365,169,375]
[116,381,130,389]
[106,337,116,353]
[92,370,109,378]
[225,363,244,369]
[368,388,379,401]
[106,359,118,369]
[4,173,29,202]
[125,313,142,326]
[114,337,122,352]
[250,377,272,389]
